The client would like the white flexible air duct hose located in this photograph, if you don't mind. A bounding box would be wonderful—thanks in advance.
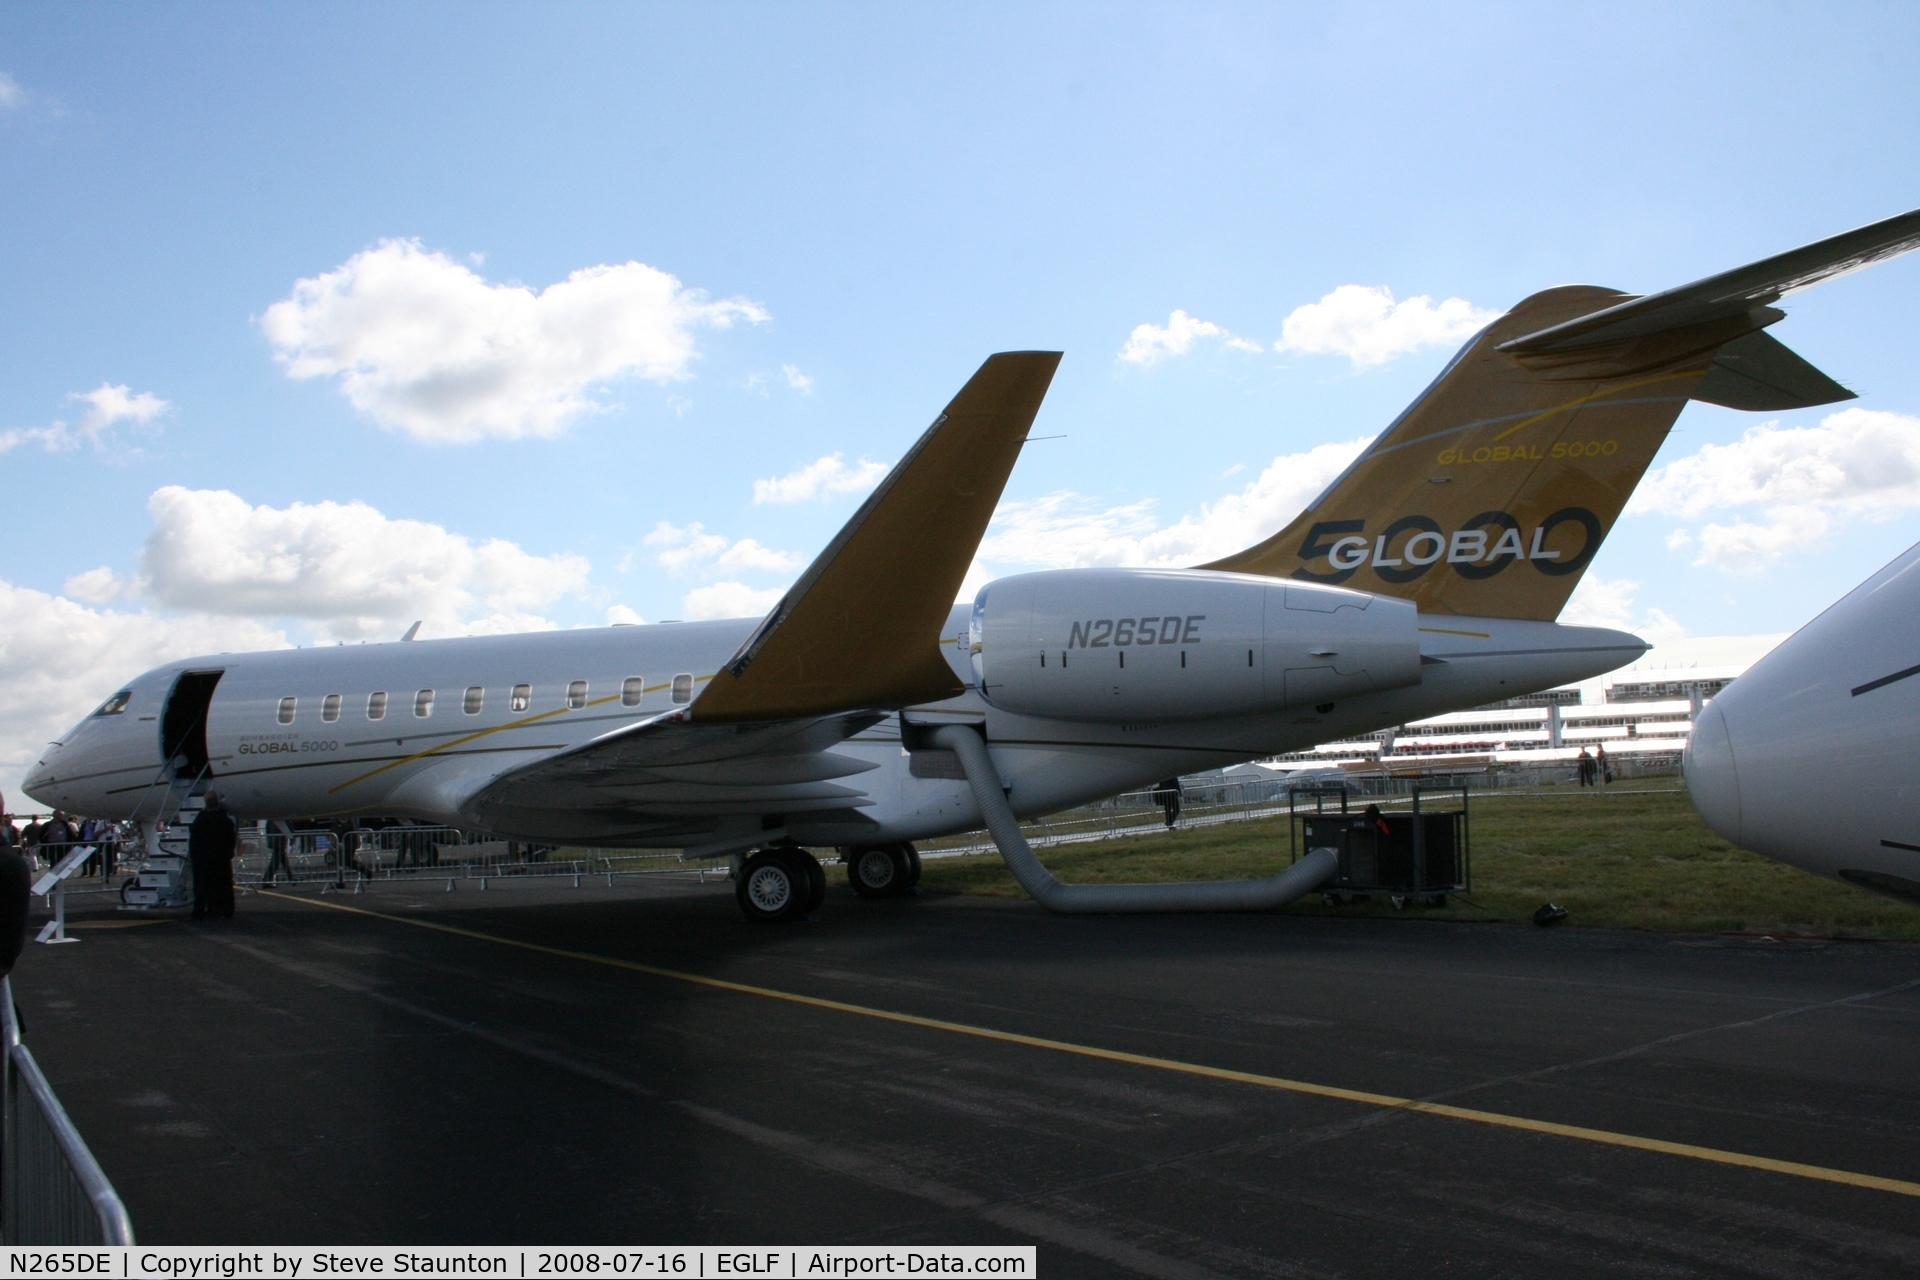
[930,725,1338,914]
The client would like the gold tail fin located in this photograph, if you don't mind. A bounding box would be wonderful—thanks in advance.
[1200,285,1716,619]
[1203,209,1920,619]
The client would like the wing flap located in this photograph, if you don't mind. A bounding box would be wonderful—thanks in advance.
[464,708,885,829]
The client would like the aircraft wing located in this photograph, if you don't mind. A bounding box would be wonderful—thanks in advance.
[1498,207,1920,355]
[465,706,888,831]
[463,350,1061,835]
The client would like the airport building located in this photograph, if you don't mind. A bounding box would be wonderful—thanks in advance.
[1263,664,1746,773]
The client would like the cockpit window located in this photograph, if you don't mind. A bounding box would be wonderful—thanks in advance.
[93,691,133,717]
[277,696,297,725]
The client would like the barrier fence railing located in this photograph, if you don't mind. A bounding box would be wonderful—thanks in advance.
[1,976,134,1244]
[18,758,1686,898]
[917,765,1683,858]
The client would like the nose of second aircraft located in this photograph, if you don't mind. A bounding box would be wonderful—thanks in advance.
[1683,699,1743,846]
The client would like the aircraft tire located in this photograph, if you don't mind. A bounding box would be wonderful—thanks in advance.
[736,849,806,923]
[787,847,826,913]
[901,843,922,888]
[846,845,905,898]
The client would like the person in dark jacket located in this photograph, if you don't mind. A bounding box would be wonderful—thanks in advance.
[0,791,27,978]
[1152,777,1183,828]
[189,793,238,920]
[39,811,76,865]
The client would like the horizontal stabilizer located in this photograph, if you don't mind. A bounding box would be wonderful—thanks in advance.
[1499,207,1920,355]
[1692,330,1856,412]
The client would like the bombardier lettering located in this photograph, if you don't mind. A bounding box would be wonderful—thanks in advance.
[1067,615,1204,648]
[1291,508,1602,585]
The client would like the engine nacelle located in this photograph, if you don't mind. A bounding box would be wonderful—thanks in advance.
[970,568,1421,722]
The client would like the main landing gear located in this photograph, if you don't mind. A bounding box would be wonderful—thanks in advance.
[735,845,825,924]
[845,843,921,899]
[732,841,920,922]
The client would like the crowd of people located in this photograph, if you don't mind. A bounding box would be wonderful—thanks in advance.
[0,788,238,920]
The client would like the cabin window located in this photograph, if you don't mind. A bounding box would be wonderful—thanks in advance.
[463,686,484,715]
[622,676,644,707]
[322,694,341,723]
[671,672,693,705]
[277,696,296,725]
[92,691,132,717]
[567,680,588,710]
[367,691,388,720]
[414,688,434,718]
[510,684,530,712]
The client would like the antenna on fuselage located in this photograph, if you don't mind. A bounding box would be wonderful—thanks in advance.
[399,621,422,642]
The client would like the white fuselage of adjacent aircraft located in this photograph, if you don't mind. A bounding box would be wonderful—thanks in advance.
[1686,540,1920,906]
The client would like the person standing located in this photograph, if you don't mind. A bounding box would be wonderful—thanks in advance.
[1596,742,1613,785]
[1576,748,1594,787]
[39,811,76,866]
[260,825,294,886]
[0,819,29,979]
[1152,777,1184,829]
[189,792,237,920]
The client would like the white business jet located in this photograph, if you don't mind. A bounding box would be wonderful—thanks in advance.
[28,210,1920,921]
[1688,538,1920,906]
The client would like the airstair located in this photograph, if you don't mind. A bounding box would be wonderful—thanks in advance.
[118,761,207,910]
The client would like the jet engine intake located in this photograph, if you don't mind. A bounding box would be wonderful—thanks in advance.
[969,568,1420,722]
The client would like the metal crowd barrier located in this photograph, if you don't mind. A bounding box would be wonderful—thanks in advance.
[235,827,702,891]
[1,976,134,1244]
[917,768,1684,859]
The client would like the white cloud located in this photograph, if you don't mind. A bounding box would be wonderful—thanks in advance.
[261,239,768,443]
[644,520,804,578]
[1691,509,1833,576]
[0,383,169,454]
[1118,309,1262,366]
[605,604,646,626]
[977,437,1370,570]
[63,567,128,604]
[0,73,23,109]
[1276,285,1497,367]
[75,384,168,434]
[682,581,786,621]
[135,487,591,641]
[644,521,731,575]
[781,364,814,393]
[1559,573,1688,646]
[0,580,288,807]
[753,453,890,504]
[1629,408,1920,574]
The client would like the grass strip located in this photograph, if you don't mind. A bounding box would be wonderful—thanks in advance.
[916,785,1920,939]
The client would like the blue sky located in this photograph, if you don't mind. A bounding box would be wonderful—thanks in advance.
[4,3,1919,797]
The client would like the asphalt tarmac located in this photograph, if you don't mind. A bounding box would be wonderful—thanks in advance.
[12,872,1920,1277]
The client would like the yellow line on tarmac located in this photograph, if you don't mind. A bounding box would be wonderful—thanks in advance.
[262,890,1920,1200]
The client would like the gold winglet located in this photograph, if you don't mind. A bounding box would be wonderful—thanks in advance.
[692,351,1062,722]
